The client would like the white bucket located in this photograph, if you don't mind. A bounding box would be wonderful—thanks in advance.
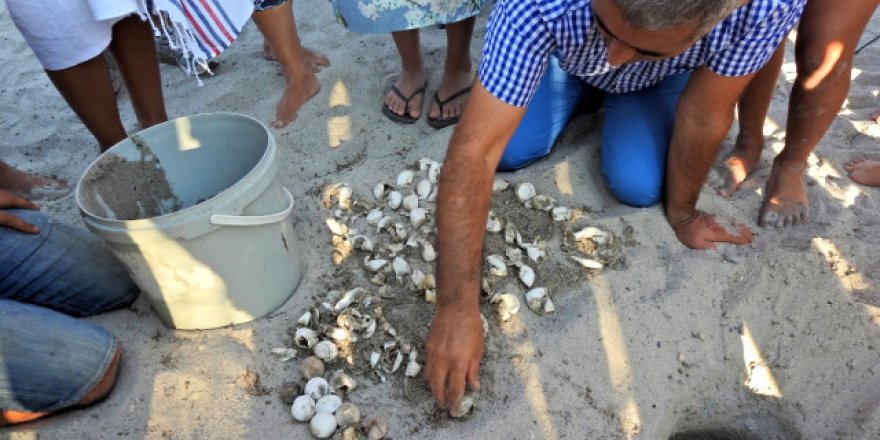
[76,113,302,329]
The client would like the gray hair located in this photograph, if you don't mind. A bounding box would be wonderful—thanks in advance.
[615,0,743,35]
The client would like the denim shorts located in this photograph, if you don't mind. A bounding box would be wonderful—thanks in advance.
[0,209,138,412]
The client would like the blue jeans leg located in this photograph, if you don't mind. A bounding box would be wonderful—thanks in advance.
[499,57,587,171]
[0,209,138,316]
[0,300,118,413]
[0,209,135,412]
[601,72,690,207]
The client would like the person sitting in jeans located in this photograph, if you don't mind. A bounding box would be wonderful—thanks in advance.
[0,183,138,425]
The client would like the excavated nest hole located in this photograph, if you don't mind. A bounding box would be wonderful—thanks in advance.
[668,413,802,440]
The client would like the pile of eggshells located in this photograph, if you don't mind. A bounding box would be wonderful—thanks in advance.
[278,158,615,437]
[479,179,613,322]
[282,353,389,440]
[320,158,614,325]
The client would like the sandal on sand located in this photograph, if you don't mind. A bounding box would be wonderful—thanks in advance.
[427,86,472,129]
[382,82,426,124]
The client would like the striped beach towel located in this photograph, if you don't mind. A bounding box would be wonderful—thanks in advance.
[135,0,253,82]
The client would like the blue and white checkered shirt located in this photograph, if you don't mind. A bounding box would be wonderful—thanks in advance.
[479,0,806,106]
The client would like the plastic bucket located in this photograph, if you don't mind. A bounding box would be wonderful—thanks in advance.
[76,113,302,329]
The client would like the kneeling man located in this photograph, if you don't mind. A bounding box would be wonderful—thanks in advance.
[425,0,806,415]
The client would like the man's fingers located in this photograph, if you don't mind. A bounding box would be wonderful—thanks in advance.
[427,365,448,410]
[445,365,467,417]
[0,192,38,210]
[467,361,481,390]
[0,213,39,234]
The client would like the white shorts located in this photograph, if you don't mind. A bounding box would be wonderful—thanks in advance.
[5,0,138,70]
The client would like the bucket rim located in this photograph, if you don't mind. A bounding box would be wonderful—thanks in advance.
[75,112,274,225]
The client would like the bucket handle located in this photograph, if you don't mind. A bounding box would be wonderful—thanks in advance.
[209,187,294,226]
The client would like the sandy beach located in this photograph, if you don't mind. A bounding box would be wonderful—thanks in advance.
[1,2,879,439]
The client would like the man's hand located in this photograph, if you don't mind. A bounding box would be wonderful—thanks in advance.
[424,305,483,417]
[671,210,752,249]
[0,189,39,234]
[426,81,526,415]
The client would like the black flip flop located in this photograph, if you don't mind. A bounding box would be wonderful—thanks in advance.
[382,82,426,124]
[427,86,472,129]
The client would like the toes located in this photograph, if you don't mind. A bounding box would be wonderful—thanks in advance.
[759,211,780,228]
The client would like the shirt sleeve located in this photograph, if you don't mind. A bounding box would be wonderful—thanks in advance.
[707,0,805,77]
[478,0,557,107]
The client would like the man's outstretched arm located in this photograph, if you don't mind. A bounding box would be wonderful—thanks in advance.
[424,80,526,416]
[665,66,756,249]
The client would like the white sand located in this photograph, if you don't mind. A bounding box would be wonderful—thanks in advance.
[2,2,879,439]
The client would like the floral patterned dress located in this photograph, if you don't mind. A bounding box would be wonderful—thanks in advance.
[331,0,490,33]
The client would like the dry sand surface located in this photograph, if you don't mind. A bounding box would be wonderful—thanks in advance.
[2,2,880,439]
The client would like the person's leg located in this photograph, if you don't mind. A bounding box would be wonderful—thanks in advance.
[384,29,427,120]
[844,159,880,187]
[498,57,586,171]
[427,17,476,125]
[601,72,690,207]
[253,0,322,128]
[718,42,786,196]
[260,1,328,71]
[0,160,67,199]
[0,300,121,425]
[0,209,138,315]
[759,0,879,227]
[107,15,167,132]
[44,54,127,151]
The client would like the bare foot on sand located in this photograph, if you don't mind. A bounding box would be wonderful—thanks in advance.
[758,158,810,228]
[262,42,330,73]
[0,161,68,200]
[844,159,880,187]
[716,134,764,197]
[384,69,427,121]
[271,70,321,128]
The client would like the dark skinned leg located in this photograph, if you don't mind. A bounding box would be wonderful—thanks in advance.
[108,15,167,131]
[759,0,879,227]
[718,42,785,196]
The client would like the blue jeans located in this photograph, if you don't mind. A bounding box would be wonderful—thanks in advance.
[0,209,137,413]
[500,58,690,207]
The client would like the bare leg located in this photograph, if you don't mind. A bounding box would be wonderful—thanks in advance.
[384,29,426,119]
[427,17,476,121]
[719,42,785,196]
[253,1,321,128]
[759,0,879,227]
[0,346,121,426]
[845,159,880,187]
[108,15,167,131]
[0,160,68,199]
[45,55,127,151]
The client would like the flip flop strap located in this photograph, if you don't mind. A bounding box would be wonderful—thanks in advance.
[435,86,473,111]
[389,84,426,104]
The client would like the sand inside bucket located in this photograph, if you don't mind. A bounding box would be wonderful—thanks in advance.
[80,134,184,220]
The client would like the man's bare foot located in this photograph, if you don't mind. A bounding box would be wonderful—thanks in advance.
[262,42,330,73]
[758,158,810,228]
[427,69,473,122]
[871,109,880,124]
[0,346,121,426]
[384,70,427,120]
[272,71,321,128]
[716,134,764,197]
[844,159,880,187]
[0,161,68,200]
